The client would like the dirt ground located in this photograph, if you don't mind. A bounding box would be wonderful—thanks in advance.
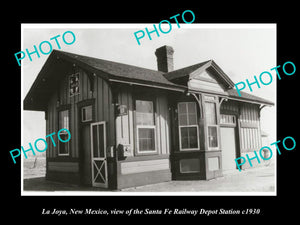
[23,157,46,179]
[121,164,275,193]
[23,158,275,193]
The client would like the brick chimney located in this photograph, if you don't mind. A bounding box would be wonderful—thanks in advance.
[155,45,174,73]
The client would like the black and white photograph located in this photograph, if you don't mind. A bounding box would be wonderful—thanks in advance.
[4,4,298,220]
[21,24,276,195]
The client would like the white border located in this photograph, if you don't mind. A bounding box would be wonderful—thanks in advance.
[21,23,277,196]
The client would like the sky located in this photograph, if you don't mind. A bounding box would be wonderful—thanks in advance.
[22,24,276,148]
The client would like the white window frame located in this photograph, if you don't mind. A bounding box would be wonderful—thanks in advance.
[207,125,219,150]
[220,114,236,127]
[58,109,70,156]
[135,99,157,155]
[204,95,220,150]
[136,125,157,154]
[178,102,200,151]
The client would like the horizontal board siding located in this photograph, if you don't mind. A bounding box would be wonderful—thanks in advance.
[121,159,170,174]
[188,79,225,93]
[117,170,171,189]
[48,162,79,172]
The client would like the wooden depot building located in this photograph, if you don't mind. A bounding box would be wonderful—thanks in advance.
[24,46,274,190]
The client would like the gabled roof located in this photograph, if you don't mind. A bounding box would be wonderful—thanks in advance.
[227,89,274,105]
[24,50,274,111]
[164,59,235,89]
[58,50,181,88]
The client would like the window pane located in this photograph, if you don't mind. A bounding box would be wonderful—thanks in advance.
[180,127,189,149]
[59,133,69,155]
[205,102,217,125]
[69,73,80,96]
[92,125,99,157]
[98,124,105,158]
[188,127,198,148]
[82,105,92,122]
[179,114,188,126]
[59,110,69,130]
[180,158,200,173]
[180,127,198,149]
[178,102,197,126]
[138,128,155,151]
[136,100,153,113]
[187,102,196,114]
[136,100,154,125]
[188,114,197,125]
[204,95,216,101]
[208,126,218,148]
[178,103,187,113]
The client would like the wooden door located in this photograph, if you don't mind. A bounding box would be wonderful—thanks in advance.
[90,122,108,188]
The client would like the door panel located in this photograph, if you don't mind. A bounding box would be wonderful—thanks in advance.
[220,127,237,172]
[91,122,108,188]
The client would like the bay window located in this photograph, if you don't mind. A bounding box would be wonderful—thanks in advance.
[204,96,219,150]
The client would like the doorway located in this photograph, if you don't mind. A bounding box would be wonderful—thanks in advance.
[220,114,238,173]
[90,121,108,188]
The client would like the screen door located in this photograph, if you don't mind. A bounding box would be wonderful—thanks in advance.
[90,122,108,188]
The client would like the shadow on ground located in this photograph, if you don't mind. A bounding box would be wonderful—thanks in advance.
[23,163,275,193]
[23,177,109,192]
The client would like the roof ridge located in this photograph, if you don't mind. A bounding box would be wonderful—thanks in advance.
[56,50,165,75]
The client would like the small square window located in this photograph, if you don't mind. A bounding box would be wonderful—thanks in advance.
[180,158,200,173]
[69,73,80,97]
[82,105,93,122]
[208,126,218,148]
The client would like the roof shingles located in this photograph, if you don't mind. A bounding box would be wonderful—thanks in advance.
[58,50,274,105]
[24,50,274,111]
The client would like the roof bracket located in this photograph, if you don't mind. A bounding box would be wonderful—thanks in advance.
[219,97,228,106]
[190,92,204,119]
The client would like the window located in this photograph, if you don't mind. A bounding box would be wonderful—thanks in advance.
[180,158,200,173]
[178,102,199,150]
[220,114,236,126]
[81,105,93,122]
[205,98,219,149]
[135,100,156,153]
[58,110,70,156]
[69,73,80,96]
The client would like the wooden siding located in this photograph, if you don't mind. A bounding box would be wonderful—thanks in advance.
[46,63,115,160]
[239,103,261,152]
[120,159,170,174]
[220,100,262,153]
[220,100,239,114]
[48,162,79,172]
[188,70,226,94]
[115,86,170,156]
[116,87,134,155]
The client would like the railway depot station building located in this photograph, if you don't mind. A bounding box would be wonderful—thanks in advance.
[24,46,274,190]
